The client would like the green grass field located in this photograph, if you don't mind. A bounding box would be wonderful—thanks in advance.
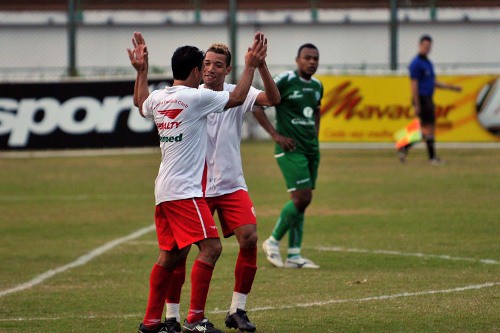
[0,141,499,332]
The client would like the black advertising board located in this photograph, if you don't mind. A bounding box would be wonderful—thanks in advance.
[0,79,172,150]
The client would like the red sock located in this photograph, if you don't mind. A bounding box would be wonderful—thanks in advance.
[165,256,186,303]
[143,264,172,328]
[234,247,257,294]
[187,260,214,323]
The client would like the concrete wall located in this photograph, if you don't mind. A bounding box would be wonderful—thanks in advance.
[1,9,499,78]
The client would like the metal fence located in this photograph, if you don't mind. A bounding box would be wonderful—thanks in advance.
[1,2,499,80]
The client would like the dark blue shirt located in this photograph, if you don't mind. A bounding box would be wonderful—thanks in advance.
[409,54,435,96]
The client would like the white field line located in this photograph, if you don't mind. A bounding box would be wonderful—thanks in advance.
[1,282,498,322]
[315,246,500,265]
[219,282,500,314]
[2,230,497,300]
[0,224,155,298]
[1,225,498,311]
[127,241,500,265]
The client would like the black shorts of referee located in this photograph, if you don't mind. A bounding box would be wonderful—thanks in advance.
[415,95,435,125]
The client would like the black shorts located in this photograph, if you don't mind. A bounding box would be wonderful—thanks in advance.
[416,95,435,125]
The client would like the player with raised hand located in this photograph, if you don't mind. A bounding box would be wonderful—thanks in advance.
[128,31,266,333]
[162,31,280,333]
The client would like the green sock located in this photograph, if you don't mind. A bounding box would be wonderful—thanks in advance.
[271,201,299,241]
[288,212,304,258]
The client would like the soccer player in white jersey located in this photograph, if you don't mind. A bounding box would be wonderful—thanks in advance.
[161,42,280,332]
[127,31,266,333]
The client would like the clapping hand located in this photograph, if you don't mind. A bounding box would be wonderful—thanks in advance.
[245,31,268,69]
[127,31,148,72]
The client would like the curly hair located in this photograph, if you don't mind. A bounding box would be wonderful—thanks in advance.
[206,43,232,67]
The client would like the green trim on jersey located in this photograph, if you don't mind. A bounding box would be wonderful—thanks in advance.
[273,70,323,154]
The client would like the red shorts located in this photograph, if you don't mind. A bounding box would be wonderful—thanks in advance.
[204,190,257,238]
[155,197,220,251]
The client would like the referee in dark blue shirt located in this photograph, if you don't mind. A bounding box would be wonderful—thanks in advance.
[399,35,461,164]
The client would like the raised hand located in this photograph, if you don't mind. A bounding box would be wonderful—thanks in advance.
[245,31,267,69]
[127,31,148,72]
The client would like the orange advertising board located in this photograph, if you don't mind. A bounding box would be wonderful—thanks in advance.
[317,75,500,142]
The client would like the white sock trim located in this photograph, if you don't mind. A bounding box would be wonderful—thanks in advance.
[165,303,180,322]
[269,236,280,244]
[229,292,248,314]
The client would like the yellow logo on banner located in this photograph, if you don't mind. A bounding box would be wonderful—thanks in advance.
[317,75,500,142]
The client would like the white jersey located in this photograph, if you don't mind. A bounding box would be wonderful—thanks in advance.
[201,82,262,197]
[142,85,230,204]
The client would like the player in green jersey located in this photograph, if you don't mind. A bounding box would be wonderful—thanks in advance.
[253,43,323,268]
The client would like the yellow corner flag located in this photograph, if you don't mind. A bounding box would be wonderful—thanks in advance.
[394,119,422,149]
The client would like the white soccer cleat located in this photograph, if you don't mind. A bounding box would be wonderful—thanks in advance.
[262,238,283,268]
[284,256,320,269]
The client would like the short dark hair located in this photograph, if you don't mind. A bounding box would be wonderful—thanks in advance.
[297,43,319,58]
[171,46,204,80]
[419,34,432,43]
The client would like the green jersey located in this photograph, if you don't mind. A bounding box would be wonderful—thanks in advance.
[274,70,323,154]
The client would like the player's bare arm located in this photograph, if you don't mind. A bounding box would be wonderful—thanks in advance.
[254,35,280,106]
[225,32,267,109]
[253,106,296,152]
[255,59,281,106]
[127,31,149,117]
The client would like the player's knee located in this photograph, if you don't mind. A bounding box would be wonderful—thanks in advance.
[209,241,223,258]
[204,241,222,262]
[156,249,178,270]
[238,230,258,248]
[199,238,222,263]
[294,194,312,211]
